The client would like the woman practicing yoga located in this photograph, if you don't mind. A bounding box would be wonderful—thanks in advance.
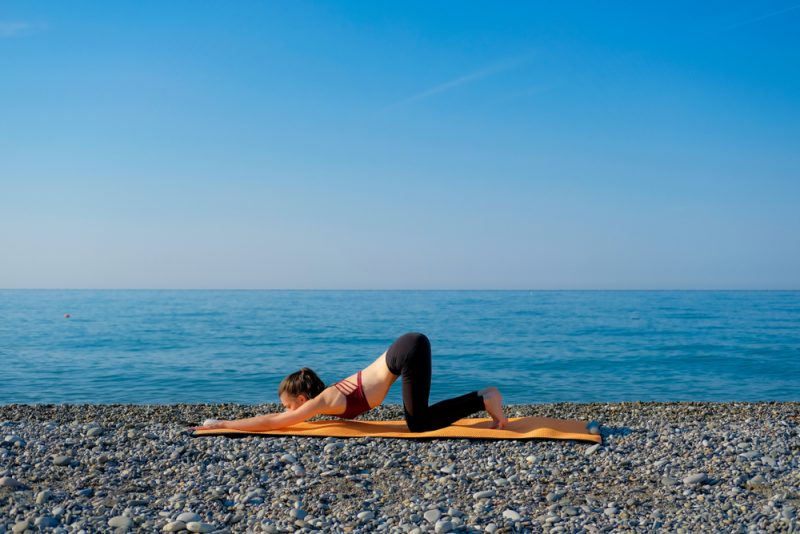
[193,332,508,433]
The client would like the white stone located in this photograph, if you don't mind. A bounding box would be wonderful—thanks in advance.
[435,519,453,533]
[107,516,132,530]
[502,509,521,521]
[176,512,202,523]
[163,521,186,532]
[424,509,441,524]
[585,444,600,456]
[357,511,374,521]
[473,490,496,500]
[186,522,215,533]
[683,473,708,486]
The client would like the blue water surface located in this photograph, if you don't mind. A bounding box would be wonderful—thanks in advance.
[1,290,798,404]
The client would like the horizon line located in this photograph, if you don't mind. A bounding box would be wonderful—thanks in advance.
[1,288,798,292]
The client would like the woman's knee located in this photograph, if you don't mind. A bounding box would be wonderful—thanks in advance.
[399,332,429,346]
[405,414,431,433]
[401,332,430,356]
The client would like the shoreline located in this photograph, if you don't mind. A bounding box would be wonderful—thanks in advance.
[1,402,798,533]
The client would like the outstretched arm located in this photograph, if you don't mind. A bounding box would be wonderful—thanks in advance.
[192,394,330,432]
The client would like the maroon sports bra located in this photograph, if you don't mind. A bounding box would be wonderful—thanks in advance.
[333,371,371,419]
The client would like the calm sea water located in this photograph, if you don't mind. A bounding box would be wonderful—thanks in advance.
[1,290,798,405]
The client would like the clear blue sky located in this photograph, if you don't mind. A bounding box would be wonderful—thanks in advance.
[2,2,799,289]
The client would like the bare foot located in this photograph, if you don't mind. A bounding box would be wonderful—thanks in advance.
[479,386,508,429]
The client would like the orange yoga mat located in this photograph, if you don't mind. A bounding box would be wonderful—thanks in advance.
[193,416,602,443]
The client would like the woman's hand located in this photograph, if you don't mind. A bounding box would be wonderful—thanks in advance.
[190,419,230,431]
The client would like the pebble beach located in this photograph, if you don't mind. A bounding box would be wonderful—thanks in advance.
[1,402,798,533]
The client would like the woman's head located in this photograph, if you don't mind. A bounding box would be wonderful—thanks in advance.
[278,367,325,410]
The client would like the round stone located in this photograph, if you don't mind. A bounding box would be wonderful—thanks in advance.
[502,509,521,521]
[473,490,496,500]
[683,473,708,486]
[177,512,202,523]
[435,519,453,533]
[52,455,72,467]
[108,516,133,530]
[12,521,30,534]
[87,427,104,437]
[357,511,375,521]
[186,522,215,533]
[163,521,186,532]
[291,464,305,476]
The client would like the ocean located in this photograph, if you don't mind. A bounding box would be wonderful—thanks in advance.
[1,290,798,405]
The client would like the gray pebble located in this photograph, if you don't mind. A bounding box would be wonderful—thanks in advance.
[11,521,29,534]
[502,509,521,521]
[424,509,441,524]
[163,521,186,532]
[177,512,202,523]
[585,443,600,455]
[683,473,708,486]
[186,522,215,533]
[0,476,24,489]
[473,490,496,500]
[36,516,59,529]
[357,511,375,521]
[434,519,453,533]
[52,455,72,466]
[107,516,132,530]
[291,464,305,476]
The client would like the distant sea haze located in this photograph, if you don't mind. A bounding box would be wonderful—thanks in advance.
[1,290,798,405]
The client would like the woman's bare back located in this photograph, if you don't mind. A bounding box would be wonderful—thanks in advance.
[326,351,399,414]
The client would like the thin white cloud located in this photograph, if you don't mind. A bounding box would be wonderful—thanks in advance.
[720,3,800,31]
[0,21,46,38]
[385,53,535,110]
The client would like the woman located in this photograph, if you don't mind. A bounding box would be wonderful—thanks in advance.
[193,332,507,433]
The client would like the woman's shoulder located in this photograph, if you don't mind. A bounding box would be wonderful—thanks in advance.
[313,386,347,415]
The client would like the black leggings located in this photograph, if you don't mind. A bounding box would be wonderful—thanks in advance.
[385,332,484,432]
